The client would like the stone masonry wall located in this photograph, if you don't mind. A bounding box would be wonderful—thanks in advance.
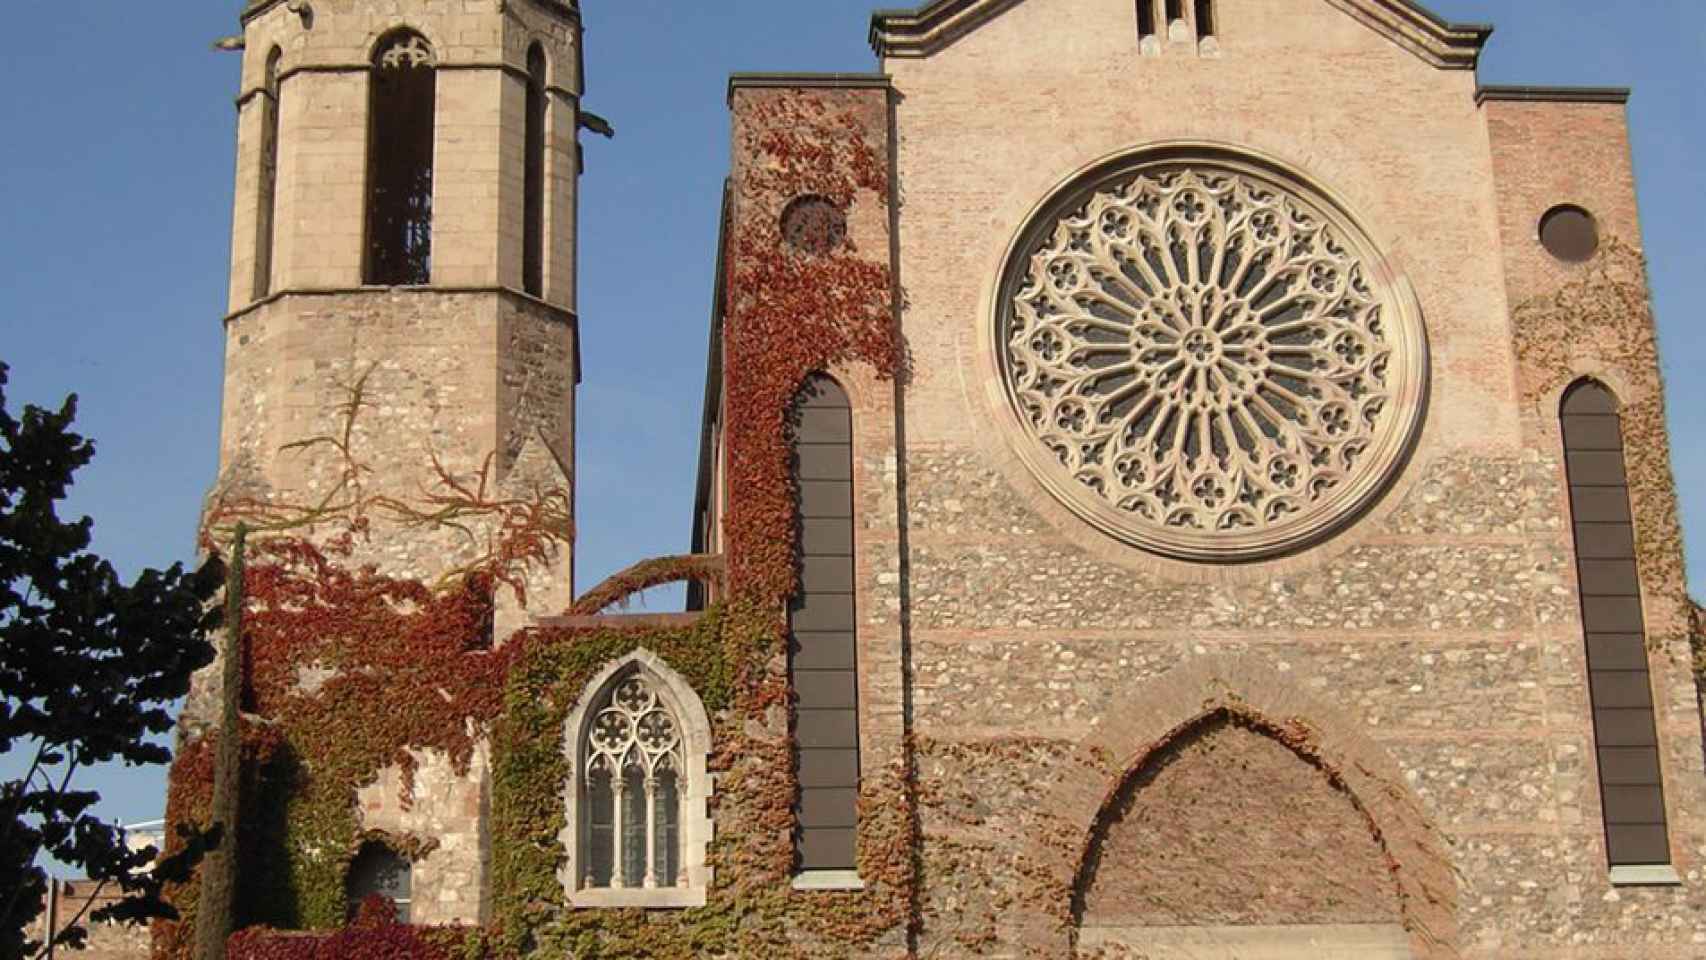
[1078,716,1401,929]
[871,0,1706,957]
[229,0,582,307]
[355,746,490,925]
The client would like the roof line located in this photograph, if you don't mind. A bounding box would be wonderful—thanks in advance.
[1476,84,1631,106]
[689,181,732,571]
[870,0,1491,68]
[242,0,581,25]
[726,72,892,106]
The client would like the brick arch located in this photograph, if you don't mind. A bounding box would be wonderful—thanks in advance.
[1032,655,1460,959]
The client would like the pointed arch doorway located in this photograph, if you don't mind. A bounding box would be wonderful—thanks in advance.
[1047,658,1457,959]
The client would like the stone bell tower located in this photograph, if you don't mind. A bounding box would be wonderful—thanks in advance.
[215,0,582,610]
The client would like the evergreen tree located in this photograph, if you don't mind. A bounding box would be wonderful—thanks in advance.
[0,362,222,958]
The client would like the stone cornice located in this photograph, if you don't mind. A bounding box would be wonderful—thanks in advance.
[725,72,892,107]
[1476,84,1632,106]
[240,0,581,27]
[869,0,1492,68]
[223,285,582,384]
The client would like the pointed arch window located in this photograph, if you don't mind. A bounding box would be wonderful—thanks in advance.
[563,652,712,908]
[253,46,282,300]
[1561,380,1675,879]
[789,375,862,883]
[346,841,412,922]
[364,30,437,286]
[522,44,548,298]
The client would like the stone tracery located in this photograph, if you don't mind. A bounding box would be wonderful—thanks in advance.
[999,152,1426,559]
[378,32,436,70]
[582,672,685,890]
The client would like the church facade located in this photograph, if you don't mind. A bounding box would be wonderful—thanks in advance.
[163,1,1705,958]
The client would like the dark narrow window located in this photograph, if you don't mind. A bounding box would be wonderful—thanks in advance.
[523,45,548,298]
[586,768,614,887]
[364,31,436,286]
[653,769,681,885]
[253,47,282,300]
[1165,0,1183,24]
[1194,0,1215,37]
[789,375,859,874]
[1136,0,1156,40]
[1562,380,1671,868]
[346,842,412,922]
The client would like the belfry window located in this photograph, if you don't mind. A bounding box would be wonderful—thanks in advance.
[1561,380,1674,876]
[346,842,412,922]
[1194,0,1215,38]
[565,652,712,908]
[364,30,436,286]
[253,46,282,300]
[1136,0,1157,42]
[523,45,548,298]
[788,375,861,879]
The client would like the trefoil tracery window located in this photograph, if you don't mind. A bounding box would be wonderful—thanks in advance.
[583,673,684,890]
[562,651,712,908]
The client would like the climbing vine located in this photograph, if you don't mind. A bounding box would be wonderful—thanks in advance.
[1510,238,1696,671]
[157,85,911,960]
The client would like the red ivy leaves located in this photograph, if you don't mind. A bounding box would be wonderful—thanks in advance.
[568,553,725,616]
[722,90,901,603]
[228,906,470,960]
[160,85,911,959]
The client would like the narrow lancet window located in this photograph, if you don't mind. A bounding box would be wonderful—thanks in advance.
[789,375,860,876]
[1136,0,1157,41]
[1194,0,1215,38]
[253,47,282,300]
[364,31,436,286]
[523,45,548,298]
[1165,0,1183,25]
[1561,380,1672,871]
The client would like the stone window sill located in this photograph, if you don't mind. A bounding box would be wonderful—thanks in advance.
[1609,864,1682,887]
[570,887,706,909]
[791,870,865,892]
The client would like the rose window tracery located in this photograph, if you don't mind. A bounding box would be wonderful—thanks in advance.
[998,150,1427,560]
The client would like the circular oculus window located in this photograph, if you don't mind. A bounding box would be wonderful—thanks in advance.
[780,195,848,255]
[1539,205,1599,263]
[995,148,1429,561]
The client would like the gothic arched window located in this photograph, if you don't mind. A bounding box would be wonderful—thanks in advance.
[1561,380,1674,877]
[789,374,862,881]
[253,46,282,300]
[522,44,548,298]
[563,651,712,908]
[364,30,437,286]
[346,841,412,922]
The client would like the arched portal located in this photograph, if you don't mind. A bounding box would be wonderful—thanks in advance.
[1027,655,1459,959]
[1072,710,1409,958]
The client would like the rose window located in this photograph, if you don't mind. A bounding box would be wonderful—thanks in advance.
[997,150,1427,560]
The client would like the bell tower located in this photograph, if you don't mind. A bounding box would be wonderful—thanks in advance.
[215,0,582,610]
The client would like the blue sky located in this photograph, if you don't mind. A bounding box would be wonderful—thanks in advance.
[1,0,1702,867]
